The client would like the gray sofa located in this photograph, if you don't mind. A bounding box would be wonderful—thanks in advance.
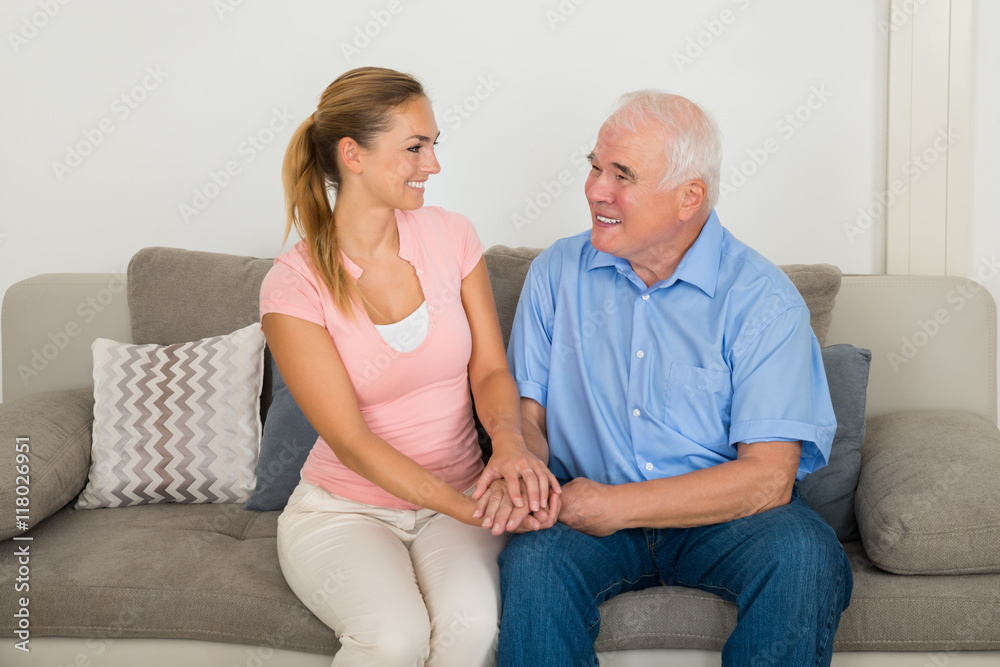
[2,244,1000,667]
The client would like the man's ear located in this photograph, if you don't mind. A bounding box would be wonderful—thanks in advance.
[678,179,707,220]
[338,137,364,175]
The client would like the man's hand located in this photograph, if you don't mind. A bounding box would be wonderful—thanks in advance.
[475,478,562,535]
[558,478,621,537]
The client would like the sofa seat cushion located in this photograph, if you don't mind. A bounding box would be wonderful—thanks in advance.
[593,540,1000,653]
[856,409,1000,574]
[833,540,1000,651]
[0,504,338,655]
[4,514,999,653]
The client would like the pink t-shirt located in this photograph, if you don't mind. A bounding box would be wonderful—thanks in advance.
[259,206,486,509]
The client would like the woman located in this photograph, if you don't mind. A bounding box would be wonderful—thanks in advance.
[259,67,558,666]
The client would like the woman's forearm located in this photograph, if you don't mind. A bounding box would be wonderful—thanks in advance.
[331,428,478,524]
[470,367,525,449]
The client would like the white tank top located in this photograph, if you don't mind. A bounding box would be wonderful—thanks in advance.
[373,301,429,353]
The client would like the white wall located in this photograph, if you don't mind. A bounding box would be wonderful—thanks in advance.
[971,0,1000,309]
[970,0,1000,414]
[9,0,977,403]
[1,1,886,272]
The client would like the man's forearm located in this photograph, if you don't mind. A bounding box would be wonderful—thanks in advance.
[612,446,799,529]
[518,397,550,463]
[560,441,801,535]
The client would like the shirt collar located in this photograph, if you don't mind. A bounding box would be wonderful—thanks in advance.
[584,209,723,297]
[670,209,722,297]
[338,209,415,281]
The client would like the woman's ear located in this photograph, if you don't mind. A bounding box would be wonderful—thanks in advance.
[338,137,364,175]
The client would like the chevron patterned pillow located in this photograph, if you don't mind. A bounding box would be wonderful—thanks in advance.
[76,323,266,509]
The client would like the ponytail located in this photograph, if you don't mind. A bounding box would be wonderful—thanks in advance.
[281,115,357,315]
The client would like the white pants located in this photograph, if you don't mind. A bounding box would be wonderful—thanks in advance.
[277,480,506,667]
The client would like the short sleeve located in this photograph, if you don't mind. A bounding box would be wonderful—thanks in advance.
[259,259,326,327]
[506,259,554,408]
[446,211,485,279]
[728,306,837,480]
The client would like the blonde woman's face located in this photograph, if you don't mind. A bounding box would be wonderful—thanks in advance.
[359,96,441,210]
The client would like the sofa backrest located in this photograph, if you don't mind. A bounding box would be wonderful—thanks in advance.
[2,246,997,426]
[482,246,844,349]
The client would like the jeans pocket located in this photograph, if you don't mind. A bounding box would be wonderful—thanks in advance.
[664,362,732,449]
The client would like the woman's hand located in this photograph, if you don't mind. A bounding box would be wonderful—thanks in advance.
[474,478,561,535]
[473,431,561,514]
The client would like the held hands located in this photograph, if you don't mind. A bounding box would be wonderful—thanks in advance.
[555,477,620,537]
[474,478,561,535]
[473,476,621,537]
[473,435,561,516]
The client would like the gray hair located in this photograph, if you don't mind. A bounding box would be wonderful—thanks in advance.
[605,90,723,209]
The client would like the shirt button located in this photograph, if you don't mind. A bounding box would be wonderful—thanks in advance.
[428,306,434,312]
[642,294,650,301]
[423,288,429,293]
[636,350,644,358]
[645,462,653,471]
[416,269,423,276]
[632,409,641,417]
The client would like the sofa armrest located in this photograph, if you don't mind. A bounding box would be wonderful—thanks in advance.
[2,272,131,403]
[825,275,997,422]
[0,388,94,539]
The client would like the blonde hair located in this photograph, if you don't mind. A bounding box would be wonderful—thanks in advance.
[281,67,425,314]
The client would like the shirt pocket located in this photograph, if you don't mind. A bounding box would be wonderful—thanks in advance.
[664,362,733,449]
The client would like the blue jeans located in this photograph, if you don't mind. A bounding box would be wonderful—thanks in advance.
[497,489,852,667]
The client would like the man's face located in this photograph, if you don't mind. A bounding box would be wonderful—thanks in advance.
[585,120,687,269]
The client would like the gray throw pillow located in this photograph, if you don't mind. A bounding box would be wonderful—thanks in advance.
[857,409,1000,574]
[798,344,872,541]
[244,356,318,511]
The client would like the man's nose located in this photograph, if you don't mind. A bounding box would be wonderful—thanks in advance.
[586,172,612,203]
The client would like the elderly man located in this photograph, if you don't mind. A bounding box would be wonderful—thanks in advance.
[495,91,853,666]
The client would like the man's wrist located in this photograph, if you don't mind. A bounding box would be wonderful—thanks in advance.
[607,482,637,530]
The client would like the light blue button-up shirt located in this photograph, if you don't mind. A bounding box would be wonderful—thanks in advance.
[507,210,836,484]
